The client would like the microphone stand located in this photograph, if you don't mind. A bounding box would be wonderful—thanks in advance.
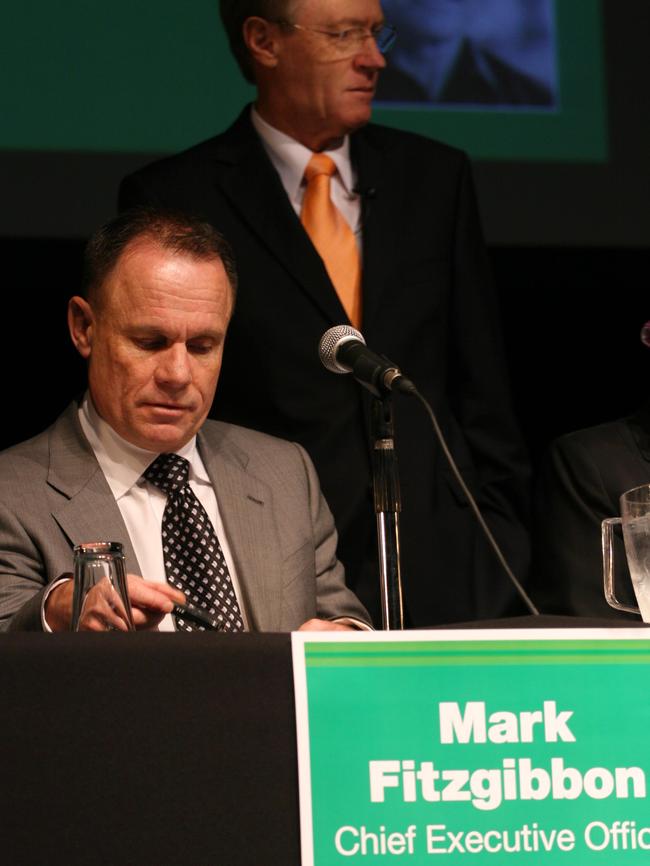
[371,395,404,630]
[319,325,538,619]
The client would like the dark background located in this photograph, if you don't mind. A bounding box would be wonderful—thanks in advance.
[0,0,648,462]
[3,240,645,464]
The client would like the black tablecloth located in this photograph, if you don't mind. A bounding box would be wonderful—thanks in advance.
[1,618,644,865]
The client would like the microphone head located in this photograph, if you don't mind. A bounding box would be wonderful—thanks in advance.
[319,325,365,374]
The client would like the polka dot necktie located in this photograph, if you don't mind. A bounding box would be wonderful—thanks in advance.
[144,453,244,632]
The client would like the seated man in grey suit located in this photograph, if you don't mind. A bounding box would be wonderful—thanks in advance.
[0,207,370,633]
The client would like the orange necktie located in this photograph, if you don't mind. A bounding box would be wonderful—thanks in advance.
[301,153,362,328]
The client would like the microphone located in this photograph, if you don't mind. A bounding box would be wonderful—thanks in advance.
[352,184,377,198]
[318,328,538,615]
[319,325,415,397]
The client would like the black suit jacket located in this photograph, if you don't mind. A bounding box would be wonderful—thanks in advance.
[532,409,650,620]
[119,108,530,626]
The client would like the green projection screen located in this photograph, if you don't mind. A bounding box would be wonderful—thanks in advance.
[0,0,647,245]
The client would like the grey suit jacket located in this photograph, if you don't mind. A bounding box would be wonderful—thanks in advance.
[0,403,369,632]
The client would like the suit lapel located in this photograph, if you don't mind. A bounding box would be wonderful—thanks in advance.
[629,404,650,463]
[197,424,283,632]
[46,404,141,573]
[352,127,402,331]
[211,109,349,326]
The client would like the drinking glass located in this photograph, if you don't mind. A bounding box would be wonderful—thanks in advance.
[602,484,650,618]
[71,541,135,631]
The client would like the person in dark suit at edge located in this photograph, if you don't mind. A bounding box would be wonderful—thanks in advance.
[532,326,650,620]
[119,0,531,626]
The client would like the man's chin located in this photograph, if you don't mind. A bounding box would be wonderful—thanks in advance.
[130,419,199,454]
[343,104,374,132]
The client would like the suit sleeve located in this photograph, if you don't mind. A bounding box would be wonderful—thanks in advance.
[294,444,373,627]
[531,436,638,619]
[0,500,49,632]
[447,156,531,610]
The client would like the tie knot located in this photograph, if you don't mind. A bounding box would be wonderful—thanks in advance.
[144,453,190,494]
[304,153,336,183]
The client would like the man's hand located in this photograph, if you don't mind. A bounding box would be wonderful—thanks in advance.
[45,574,185,632]
[123,576,185,631]
[298,618,357,632]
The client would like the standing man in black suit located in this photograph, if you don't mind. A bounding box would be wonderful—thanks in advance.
[120,0,530,626]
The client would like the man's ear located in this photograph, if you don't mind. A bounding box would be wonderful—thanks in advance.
[68,296,95,359]
[243,16,282,70]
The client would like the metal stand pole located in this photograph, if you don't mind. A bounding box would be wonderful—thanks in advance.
[371,396,404,630]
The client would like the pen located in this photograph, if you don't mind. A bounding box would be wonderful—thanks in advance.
[172,602,226,631]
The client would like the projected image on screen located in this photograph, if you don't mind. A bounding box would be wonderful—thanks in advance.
[376,0,557,109]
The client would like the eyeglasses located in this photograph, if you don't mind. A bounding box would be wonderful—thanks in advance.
[277,21,397,56]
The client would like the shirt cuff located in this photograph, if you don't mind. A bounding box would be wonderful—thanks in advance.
[331,616,374,631]
[41,575,73,633]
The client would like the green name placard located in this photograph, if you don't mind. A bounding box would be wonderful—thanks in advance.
[292,629,650,865]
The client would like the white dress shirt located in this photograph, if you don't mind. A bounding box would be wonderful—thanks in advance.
[42,395,247,631]
[250,106,362,247]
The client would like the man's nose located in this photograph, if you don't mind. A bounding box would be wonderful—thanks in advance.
[356,34,387,70]
[155,345,192,389]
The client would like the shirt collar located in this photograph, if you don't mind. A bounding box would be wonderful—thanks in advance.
[78,393,208,501]
[250,105,355,200]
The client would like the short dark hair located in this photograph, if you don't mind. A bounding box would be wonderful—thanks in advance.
[82,207,238,311]
[220,0,296,83]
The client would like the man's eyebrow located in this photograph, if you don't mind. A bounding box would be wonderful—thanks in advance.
[323,16,386,28]
[128,325,225,341]
[187,332,225,342]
